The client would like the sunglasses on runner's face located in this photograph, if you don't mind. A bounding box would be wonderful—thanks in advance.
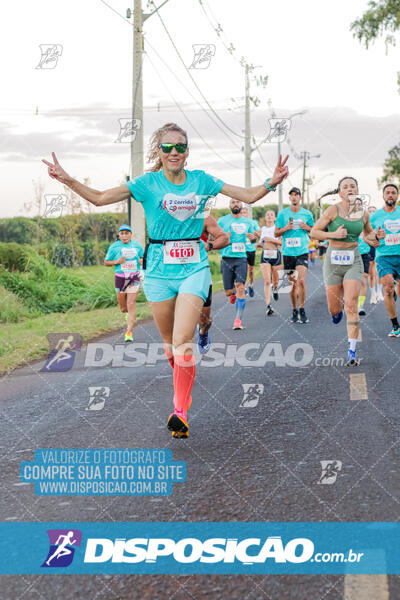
[159,143,187,154]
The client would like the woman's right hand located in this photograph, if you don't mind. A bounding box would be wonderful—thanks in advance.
[42,152,72,185]
[335,224,348,239]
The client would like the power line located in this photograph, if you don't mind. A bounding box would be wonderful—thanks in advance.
[148,0,245,140]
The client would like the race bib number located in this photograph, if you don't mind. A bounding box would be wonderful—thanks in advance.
[330,250,354,265]
[385,233,400,246]
[286,237,301,248]
[121,248,138,272]
[232,243,246,253]
[263,249,277,259]
[163,240,200,264]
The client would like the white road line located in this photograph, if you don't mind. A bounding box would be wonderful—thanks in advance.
[344,575,389,599]
[350,373,368,400]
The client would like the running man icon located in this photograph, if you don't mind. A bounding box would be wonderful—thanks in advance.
[42,529,82,568]
[41,333,82,372]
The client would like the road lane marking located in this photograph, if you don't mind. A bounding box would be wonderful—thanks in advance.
[344,575,389,599]
[350,373,368,400]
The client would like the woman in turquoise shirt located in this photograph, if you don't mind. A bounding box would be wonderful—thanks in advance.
[43,123,288,439]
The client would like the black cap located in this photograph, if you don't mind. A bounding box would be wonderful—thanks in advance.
[289,187,301,196]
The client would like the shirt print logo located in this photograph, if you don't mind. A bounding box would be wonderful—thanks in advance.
[384,218,400,233]
[231,222,247,234]
[162,193,198,221]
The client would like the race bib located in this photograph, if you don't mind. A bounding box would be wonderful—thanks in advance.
[330,250,354,265]
[385,233,400,246]
[263,249,277,259]
[121,248,138,272]
[163,240,200,264]
[232,243,246,253]
[286,237,301,248]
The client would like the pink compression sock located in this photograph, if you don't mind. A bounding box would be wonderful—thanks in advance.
[173,354,195,414]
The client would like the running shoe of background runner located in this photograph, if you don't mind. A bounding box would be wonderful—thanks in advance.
[346,349,359,366]
[233,318,243,330]
[370,290,377,304]
[272,286,279,301]
[248,285,255,297]
[229,293,237,304]
[388,327,400,338]
[332,311,343,324]
[299,308,309,323]
[291,309,299,323]
[197,327,211,354]
[358,307,366,316]
[266,305,274,316]
[125,331,133,342]
[377,288,385,302]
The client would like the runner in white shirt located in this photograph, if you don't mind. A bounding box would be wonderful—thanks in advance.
[257,210,282,315]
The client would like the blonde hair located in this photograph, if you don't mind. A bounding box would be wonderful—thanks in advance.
[147,123,188,172]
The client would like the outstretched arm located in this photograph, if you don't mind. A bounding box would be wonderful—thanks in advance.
[42,152,130,206]
[219,155,289,204]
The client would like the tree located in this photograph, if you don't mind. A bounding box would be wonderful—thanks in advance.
[350,1,400,48]
[378,143,400,186]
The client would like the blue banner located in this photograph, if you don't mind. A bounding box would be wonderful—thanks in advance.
[0,522,398,574]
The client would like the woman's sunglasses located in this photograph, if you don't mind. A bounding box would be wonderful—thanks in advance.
[159,143,187,154]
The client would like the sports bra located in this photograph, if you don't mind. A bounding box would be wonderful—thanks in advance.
[327,205,364,243]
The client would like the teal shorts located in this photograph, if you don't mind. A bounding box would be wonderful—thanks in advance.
[143,267,212,303]
[376,254,400,281]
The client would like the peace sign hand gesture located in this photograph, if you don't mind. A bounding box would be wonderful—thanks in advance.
[269,154,289,188]
[42,152,72,185]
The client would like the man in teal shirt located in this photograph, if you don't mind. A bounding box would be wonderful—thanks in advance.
[241,206,260,297]
[275,187,314,323]
[370,183,400,337]
[218,198,256,330]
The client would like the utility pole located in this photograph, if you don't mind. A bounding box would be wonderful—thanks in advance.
[127,0,170,247]
[299,151,321,205]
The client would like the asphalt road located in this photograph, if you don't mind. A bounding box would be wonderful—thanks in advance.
[1,261,400,599]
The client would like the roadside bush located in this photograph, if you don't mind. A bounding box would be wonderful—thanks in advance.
[0,243,30,271]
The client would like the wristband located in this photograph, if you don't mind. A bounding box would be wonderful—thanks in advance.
[265,178,276,192]
[208,241,214,251]
[375,234,379,242]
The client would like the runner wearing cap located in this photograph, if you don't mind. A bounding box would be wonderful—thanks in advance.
[370,184,400,337]
[241,206,260,297]
[275,187,314,323]
[257,209,282,315]
[197,215,230,353]
[218,199,258,330]
[311,177,384,366]
[104,225,143,342]
[43,124,288,438]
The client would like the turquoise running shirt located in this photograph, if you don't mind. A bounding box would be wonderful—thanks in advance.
[125,170,224,279]
[275,206,314,256]
[370,207,400,257]
[358,235,370,255]
[105,240,143,274]
[218,214,254,258]
[246,218,260,252]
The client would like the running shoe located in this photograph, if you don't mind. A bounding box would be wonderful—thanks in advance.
[248,285,254,297]
[370,291,377,304]
[233,318,243,330]
[358,307,366,316]
[197,329,211,354]
[272,287,279,301]
[377,289,384,302]
[388,327,400,338]
[346,349,359,366]
[332,311,343,325]
[266,305,274,316]
[291,309,299,323]
[299,308,309,323]
[124,331,133,343]
[244,288,249,296]
[229,294,237,304]
[167,410,188,437]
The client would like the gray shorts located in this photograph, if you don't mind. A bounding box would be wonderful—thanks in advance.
[221,257,248,290]
[323,245,364,286]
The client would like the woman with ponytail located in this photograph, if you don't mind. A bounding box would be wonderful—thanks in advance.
[311,177,385,366]
[43,123,289,438]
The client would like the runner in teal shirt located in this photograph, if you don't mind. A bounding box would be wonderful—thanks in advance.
[241,206,260,297]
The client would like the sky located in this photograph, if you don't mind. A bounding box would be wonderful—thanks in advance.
[1,0,399,218]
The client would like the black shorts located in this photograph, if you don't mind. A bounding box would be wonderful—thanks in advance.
[319,245,327,256]
[367,246,375,261]
[260,248,282,267]
[246,251,256,267]
[221,257,248,290]
[361,253,371,274]
[283,253,309,272]
[203,284,212,308]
